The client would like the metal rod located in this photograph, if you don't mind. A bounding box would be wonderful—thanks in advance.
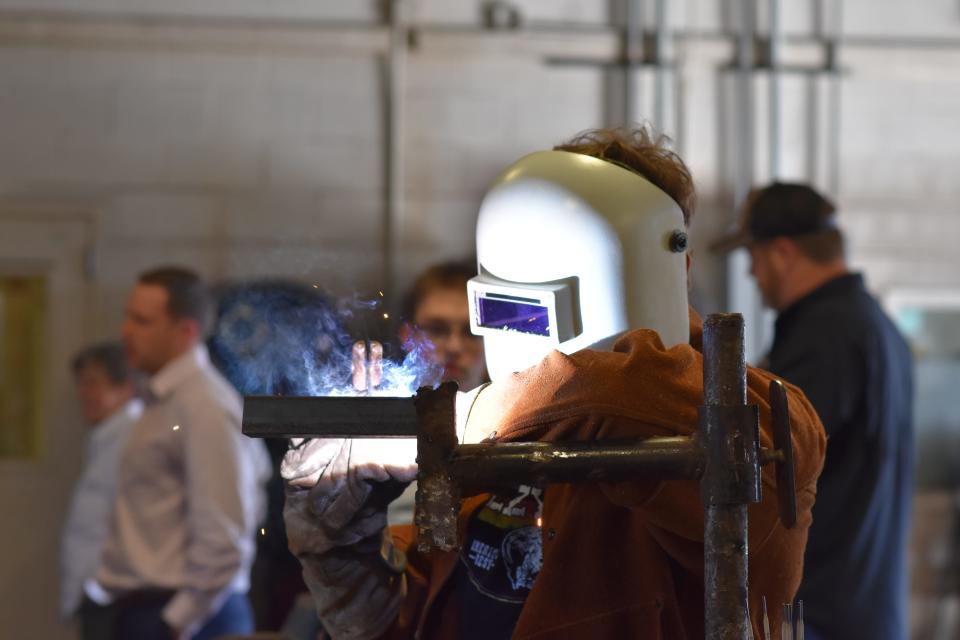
[383,0,407,308]
[805,72,820,185]
[702,313,751,640]
[624,0,644,124]
[449,438,704,487]
[767,0,781,178]
[242,395,419,438]
[723,0,759,357]
[762,596,772,640]
[734,0,755,205]
[653,0,667,129]
[826,0,843,198]
[782,602,794,640]
[797,600,804,640]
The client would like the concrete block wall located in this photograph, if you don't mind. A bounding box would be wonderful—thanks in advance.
[0,1,958,638]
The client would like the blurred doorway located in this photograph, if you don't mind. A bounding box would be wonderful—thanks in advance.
[0,210,92,640]
[887,290,960,640]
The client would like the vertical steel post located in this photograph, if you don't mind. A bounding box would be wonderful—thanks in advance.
[702,313,753,639]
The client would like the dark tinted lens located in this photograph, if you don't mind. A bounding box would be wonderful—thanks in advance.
[477,296,550,336]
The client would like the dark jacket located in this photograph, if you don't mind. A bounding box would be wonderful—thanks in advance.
[387,310,827,639]
[769,273,914,640]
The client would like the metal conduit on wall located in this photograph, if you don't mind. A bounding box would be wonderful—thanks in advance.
[383,0,408,312]
[720,0,846,363]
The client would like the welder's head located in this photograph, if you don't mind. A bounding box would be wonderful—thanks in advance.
[71,342,136,426]
[122,266,211,374]
[469,127,695,381]
[401,261,487,391]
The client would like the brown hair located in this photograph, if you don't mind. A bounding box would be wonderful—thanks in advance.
[402,260,476,322]
[72,341,131,385]
[554,126,696,226]
[791,230,846,264]
[138,266,213,335]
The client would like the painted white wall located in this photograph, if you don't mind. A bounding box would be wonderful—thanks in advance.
[0,1,958,637]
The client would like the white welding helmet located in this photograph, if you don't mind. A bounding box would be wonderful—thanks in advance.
[468,150,690,381]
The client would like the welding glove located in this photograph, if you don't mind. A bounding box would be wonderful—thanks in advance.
[281,385,495,639]
[282,437,417,640]
[282,384,491,552]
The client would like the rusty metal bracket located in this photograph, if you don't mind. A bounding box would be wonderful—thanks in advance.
[413,381,460,553]
[700,404,761,506]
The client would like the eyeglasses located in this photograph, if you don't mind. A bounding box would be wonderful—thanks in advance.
[416,320,480,343]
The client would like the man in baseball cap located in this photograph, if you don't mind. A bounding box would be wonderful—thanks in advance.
[714,182,915,640]
[711,182,842,310]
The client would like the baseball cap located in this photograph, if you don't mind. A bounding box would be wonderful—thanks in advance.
[711,182,839,253]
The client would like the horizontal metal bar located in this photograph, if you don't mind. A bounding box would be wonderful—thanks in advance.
[242,395,419,438]
[447,437,704,487]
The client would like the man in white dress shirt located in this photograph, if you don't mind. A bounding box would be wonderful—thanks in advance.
[62,342,143,623]
[86,266,271,640]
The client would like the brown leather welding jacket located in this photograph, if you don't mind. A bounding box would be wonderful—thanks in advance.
[385,311,827,639]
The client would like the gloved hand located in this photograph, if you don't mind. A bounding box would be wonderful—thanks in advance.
[282,437,418,640]
[282,437,418,555]
[280,384,494,640]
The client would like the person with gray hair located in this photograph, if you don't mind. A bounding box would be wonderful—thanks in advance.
[83,266,271,640]
[62,342,143,624]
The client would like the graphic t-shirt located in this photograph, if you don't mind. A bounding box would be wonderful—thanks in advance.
[454,484,544,640]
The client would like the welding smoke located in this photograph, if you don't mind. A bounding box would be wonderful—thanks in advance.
[208,280,442,398]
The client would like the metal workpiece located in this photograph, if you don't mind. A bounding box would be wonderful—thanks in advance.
[413,381,460,553]
[702,313,753,640]
[241,395,419,438]
[447,438,704,487]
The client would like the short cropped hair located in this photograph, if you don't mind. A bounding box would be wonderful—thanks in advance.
[402,260,477,323]
[554,126,696,226]
[138,266,213,335]
[72,342,130,385]
[791,229,846,264]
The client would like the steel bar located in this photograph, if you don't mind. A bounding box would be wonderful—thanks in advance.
[768,0,782,178]
[414,382,460,552]
[653,0,668,130]
[624,0,643,125]
[448,438,704,487]
[241,395,419,438]
[382,0,408,308]
[702,313,752,640]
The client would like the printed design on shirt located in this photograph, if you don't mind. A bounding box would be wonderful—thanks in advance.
[461,484,544,603]
[502,525,543,591]
[468,539,500,570]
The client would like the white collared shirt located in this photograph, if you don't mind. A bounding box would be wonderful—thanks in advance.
[60,399,143,618]
[94,345,271,636]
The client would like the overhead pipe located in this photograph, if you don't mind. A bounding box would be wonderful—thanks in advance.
[653,0,668,130]
[767,0,781,179]
[383,0,408,310]
[624,0,644,125]
[734,0,756,206]
[825,0,843,199]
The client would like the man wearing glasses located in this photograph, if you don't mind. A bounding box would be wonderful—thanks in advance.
[400,261,488,392]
